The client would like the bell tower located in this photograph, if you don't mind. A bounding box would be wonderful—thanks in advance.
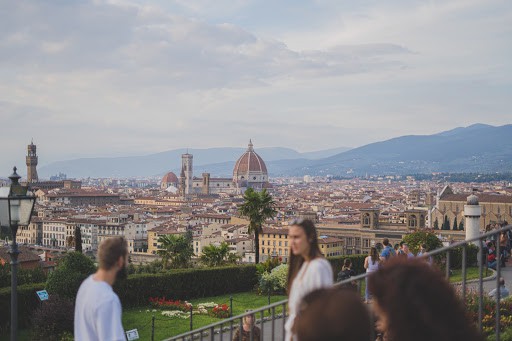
[26,140,39,183]
[181,153,193,195]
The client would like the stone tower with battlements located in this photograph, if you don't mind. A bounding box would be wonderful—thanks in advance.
[26,140,39,183]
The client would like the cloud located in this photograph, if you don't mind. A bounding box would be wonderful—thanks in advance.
[0,0,510,176]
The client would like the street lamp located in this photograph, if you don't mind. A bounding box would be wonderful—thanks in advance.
[0,167,36,341]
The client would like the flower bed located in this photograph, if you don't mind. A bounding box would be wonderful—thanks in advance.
[149,297,192,312]
[148,298,230,319]
[210,304,230,319]
[462,289,512,336]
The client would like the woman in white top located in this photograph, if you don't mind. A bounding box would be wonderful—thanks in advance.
[285,219,333,341]
[364,247,380,302]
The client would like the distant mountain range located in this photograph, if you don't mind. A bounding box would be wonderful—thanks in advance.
[38,124,512,178]
[38,146,351,178]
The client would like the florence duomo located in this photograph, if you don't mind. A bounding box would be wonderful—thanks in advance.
[161,140,270,196]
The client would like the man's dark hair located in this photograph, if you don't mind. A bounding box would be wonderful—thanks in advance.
[383,238,390,246]
[98,237,128,270]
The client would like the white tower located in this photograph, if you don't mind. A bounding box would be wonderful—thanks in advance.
[181,153,193,195]
[464,194,481,244]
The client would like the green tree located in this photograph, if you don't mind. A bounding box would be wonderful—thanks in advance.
[200,242,240,267]
[238,188,277,264]
[442,216,450,230]
[452,216,458,231]
[46,252,96,299]
[75,226,83,253]
[433,217,439,230]
[157,233,194,269]
[403,231,443,255]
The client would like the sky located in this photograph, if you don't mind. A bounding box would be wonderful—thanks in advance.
[0,0,511,175]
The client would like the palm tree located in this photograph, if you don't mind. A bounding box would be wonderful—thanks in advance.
[200,242,232,267]
[157,233,194,269]
[238,188,276,264]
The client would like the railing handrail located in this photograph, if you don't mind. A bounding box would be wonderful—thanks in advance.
[169,298,288,340]
[166,224,512,340]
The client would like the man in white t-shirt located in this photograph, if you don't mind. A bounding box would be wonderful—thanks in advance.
[74,237,128,341]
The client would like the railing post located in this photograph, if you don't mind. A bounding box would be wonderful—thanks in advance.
[190,307,193,331]
[268,289,271,314]
[230,296,233,318]
[282,302,287,341]
[151,315,155,341]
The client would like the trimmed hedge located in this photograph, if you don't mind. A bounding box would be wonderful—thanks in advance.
[0,282,45,332]
[448,244,480,269]
[115,265,258,307]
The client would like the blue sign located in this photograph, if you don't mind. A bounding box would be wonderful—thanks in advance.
[36,290,49,301]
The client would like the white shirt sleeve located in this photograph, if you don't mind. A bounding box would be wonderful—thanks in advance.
[96,297,126,341]
[302,258,334,291]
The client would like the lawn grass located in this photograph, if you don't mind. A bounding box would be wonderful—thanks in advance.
[123,291,287,341]
[450,267,492,283]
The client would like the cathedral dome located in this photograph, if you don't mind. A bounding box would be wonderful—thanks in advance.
[161,172,178,186]
[233,140,268,175]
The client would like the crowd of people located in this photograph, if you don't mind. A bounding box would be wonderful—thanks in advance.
[285,219,484,341]
[75,220,494,341]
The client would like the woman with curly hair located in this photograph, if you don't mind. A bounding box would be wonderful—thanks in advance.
[368,257,483,341]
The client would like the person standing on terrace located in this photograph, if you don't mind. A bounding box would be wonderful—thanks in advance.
[74,237,128,341]
[364,247,380,302]
[380,238,396,261]
[369,257,483,341]
[232,311,261,341]
[285,219,333,341]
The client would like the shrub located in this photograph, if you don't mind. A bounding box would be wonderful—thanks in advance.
[259,263,288,294]
[115,265,258,307]
[403,230,443,255]
[0,264,47,288]
[256,257,281,276]
[46,252,96,299]
[31,294,74,341]
[0,282,45,333]
[448,244,479,269]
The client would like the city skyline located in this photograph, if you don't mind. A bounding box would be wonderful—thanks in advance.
[1,0,511,173]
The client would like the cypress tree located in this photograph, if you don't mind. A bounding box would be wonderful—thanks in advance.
[75,226,83,253]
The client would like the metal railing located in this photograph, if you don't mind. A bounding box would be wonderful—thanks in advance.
[166,225,511,341]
